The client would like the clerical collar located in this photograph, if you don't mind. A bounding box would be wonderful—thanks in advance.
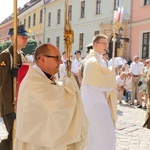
[42,70,53,80]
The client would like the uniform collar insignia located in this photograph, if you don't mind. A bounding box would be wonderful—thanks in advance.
[0,61,6,67]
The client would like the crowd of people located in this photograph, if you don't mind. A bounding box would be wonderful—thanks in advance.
[0,25,150,150]
[59,48,150,110]
[115,56,150,109]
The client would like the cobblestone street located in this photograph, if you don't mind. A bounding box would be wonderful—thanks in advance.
[1,101,150,149]
[116,102,150,150]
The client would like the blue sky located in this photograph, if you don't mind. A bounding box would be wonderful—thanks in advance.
[0,0,29,23]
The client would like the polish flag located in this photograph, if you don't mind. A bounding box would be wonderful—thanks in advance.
[120,7,127,25]
[113,7,126,30]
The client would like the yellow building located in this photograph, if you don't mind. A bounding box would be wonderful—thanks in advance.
[18,0,44,45]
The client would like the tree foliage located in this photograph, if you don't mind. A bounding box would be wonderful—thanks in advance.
[0,39,38,54]
[22,39,38,54]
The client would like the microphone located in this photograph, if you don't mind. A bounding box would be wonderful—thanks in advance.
[102,49,109,56]
[105,49,109,53]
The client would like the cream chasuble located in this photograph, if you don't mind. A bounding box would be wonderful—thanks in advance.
[14,65,88,150]
[82,51,117,124]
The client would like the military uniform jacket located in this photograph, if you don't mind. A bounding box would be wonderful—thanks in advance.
[0,45,22,115]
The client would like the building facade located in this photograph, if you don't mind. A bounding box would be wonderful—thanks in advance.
[44,0,131,57]
[131,0,150,59]
[0,17,13,43]
[18,0,44,45]
[0,0,131,58]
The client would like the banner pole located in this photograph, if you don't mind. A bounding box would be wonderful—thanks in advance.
[112,30,116,70]
[13,0,18,109]
[12,0,18,149]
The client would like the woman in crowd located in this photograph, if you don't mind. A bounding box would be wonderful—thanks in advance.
[137,59,150,109]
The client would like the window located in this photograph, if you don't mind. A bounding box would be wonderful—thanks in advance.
[79,33,84,50]
[81,1,85,18]
[56,36,60,48]
[57,9,61,24]
[24,19,26,27]
[69,5,72,21]
[114,0,120,10]
[96,0,101,14]
[28,16,31,28]
[33,13,36,26]
[40,9,43,23]
[20,21,22,25]
[95,31,99,35]
[144,0,150,5]
[142,32,150,58]
[48,12,51,26]
[47,38,50,43]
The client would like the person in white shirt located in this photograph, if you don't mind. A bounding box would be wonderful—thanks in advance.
[71,50,82,87]
[116,72,126,104]
[124,73,132,102]
[58,52,68,80]
[61,51,68,63]
[130,55,144,105]
[146,59,150,100]
[137,59,150,109]
[122,63,130,73]
[102,52,111,68]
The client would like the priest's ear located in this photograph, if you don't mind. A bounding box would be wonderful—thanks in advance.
[35,55,45,65]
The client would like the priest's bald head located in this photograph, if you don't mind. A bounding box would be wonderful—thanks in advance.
[34,43,62,76]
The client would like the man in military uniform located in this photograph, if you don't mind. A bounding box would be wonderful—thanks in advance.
[0,25,29,150]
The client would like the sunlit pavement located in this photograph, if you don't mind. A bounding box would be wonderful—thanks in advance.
[116,101,150,150]
[1,101,150,149]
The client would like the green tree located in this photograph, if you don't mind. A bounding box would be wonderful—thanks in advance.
[22,39,38,54]
[0,43,3,52]
[0,39,37,54]
[2,41,11,51]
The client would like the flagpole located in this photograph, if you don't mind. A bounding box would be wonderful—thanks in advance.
[13,0,18,110]
[12,0,18,149]
[112,8,118,70]
[112,6,123,70]
[112,30,116,69]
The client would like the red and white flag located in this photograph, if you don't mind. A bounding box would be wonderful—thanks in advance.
[113,7,126,30]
